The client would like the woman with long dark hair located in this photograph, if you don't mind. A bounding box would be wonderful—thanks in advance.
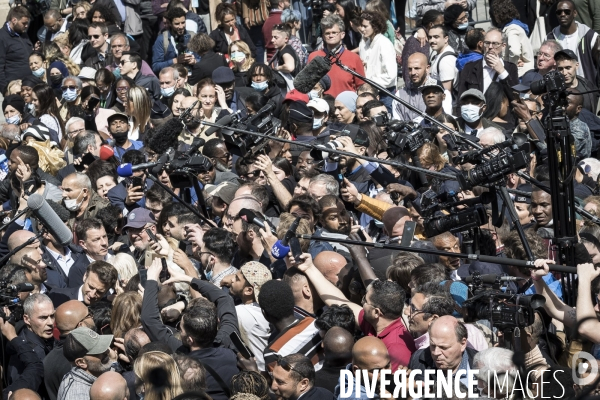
[31,84,65,143]
[209,3,257,58]
[482,82,516,132]
[335,0,361,50]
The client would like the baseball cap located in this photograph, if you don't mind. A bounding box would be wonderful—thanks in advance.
[284,89,309,103]
[554,49,578,61]
[419,80,445,93]
[459,89,485,103]
[212,67,235,85]
[213,182,239,205]
[107,112,128,124]
[307,98,330,114]
[123,208,156,229]
[288,101,314,124]
[70,327,113,355]
[240,261,272,299]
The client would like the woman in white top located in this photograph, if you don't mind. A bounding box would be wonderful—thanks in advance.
[31,84,65,145]
[492,0,534,77]
[358,11,398,113]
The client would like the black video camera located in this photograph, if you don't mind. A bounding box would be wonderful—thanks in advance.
[382,121,435,157]
[220,111,280,158]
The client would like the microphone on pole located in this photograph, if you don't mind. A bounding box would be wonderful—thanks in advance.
[463,274,526,284]
[116,162,159,177]
[271,217,301,259]
[239,209,277,235]
[293,55,334,94]
[27,194,73,246]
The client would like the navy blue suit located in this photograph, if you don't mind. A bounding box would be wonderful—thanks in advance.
[66,255,90,288]
[47,286,80,308]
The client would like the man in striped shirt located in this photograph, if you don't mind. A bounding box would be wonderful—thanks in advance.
[258,280,324,372]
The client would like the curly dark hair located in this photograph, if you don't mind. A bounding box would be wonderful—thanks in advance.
[491,0,520,27]
[315,304,356,333]
[258,280,295,322]
[503,229,547,274]
[87,3,118,26]
[231,371,270,400]
[368,280,405,319]
[359,11,387,36]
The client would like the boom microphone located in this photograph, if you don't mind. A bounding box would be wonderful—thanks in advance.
[116,162,158,177]
[9,283,34,292]
[27,194,73,246]
[271,217,301,259]
[239,209,277,235]
[204,111,241,137]
[293,56,333,94]
[463,274,525,284]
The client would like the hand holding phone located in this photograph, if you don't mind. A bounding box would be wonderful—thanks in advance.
[230,331,253,359]
[159,258,171,283]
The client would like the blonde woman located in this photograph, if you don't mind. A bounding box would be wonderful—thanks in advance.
[53,32,72,58]
[125,87,151,141]
[73,1,92,20]
[5,80,22,97]
[108,253,138,293]
[44,42,80,76]
[110,292,142,338]
[229,40,255,87]
[134,352,183,400]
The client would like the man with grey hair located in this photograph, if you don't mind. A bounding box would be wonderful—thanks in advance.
[158,66,179,104]
[307,14,365,96]
[2,122,21,142]
[308,174,339,201]
[61,173,109,233]
[458,28,518,99]
[108,33,155,76]
[478,127,505,147]
[408,315,478,387]
[5,294,55,396]
[522,40,562,82]
[58,130,104,182]
[473,347,518,398]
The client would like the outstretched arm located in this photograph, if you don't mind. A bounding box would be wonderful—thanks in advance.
[575,263,600,342]
[531,259,576,328]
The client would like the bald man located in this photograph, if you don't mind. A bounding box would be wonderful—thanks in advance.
[9,389,41,400]
[393,52,451,121]
[335,337,392,398]
[90,371,129,400]
[316,327,354,393]
[8,230,58,293]
[408,315,477,386]
[313,251,352,290]
[45,300,95,400]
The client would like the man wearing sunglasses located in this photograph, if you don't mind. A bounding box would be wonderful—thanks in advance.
[44,300,95,400]
[547,0,598,83]
[119,51,161,100]
[83,22,113,70]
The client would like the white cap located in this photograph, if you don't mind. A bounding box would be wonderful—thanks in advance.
[78,67,97,80]
[307,98,330,114]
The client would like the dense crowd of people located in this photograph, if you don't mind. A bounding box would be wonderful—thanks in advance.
[0,0,600,399]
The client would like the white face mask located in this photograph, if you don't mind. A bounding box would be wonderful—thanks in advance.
[460,104,483,123]
[6,115,20,125]
[64,190,84,211]
[309,90,320,100]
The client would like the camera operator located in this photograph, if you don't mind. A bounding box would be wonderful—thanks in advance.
[6,294,55,398]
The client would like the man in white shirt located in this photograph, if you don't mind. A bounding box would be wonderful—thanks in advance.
[428,25,458,94]
[223,261,272,370]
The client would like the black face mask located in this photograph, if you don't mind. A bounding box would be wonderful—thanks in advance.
[112,131,128,146]
[50,74,63,86]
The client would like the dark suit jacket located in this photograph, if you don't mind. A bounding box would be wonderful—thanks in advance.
[47,286,80,308]
[457,59,519,98]
[209,24,256,58]
[66,254,90,288]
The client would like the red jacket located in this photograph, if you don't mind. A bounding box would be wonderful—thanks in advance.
[262,11,283,61]
[307,47,365,98]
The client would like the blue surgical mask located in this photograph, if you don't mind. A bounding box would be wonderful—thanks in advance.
[205,269,213,281]
[113,68,121,79]
[309,90,320,100]
[313,117,323,130]
[231,51,245,62]
[62,89,78,102]
[458,22,469,30]
[161,85,175,98]
[32,67,45,78]
[251,80,268,91]
[6,115,20,125]
[460,104,483,123]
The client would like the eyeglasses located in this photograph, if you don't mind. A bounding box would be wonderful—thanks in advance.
[483,41,503,48]
[119,59,131,66]
[538,51,553,60]
[243,170,264,179]
[62,85,77,91]
[324,30,341,37]
[276,355,299,373]
[78,310,94,326]
[88,34,102,39]
[409,303,424,316]
[116,86,130,92]
[556,9,572,15]
[68,127,85,137]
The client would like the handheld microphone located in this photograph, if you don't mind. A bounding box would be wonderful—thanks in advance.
[116,162,158,177]
[9,283,34,292]
[463,274,525,284]
[293,56,333,94]
[204,111,241,137]
[271,217,301,259]
[27,194,73,246]
[239,209,277,235]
